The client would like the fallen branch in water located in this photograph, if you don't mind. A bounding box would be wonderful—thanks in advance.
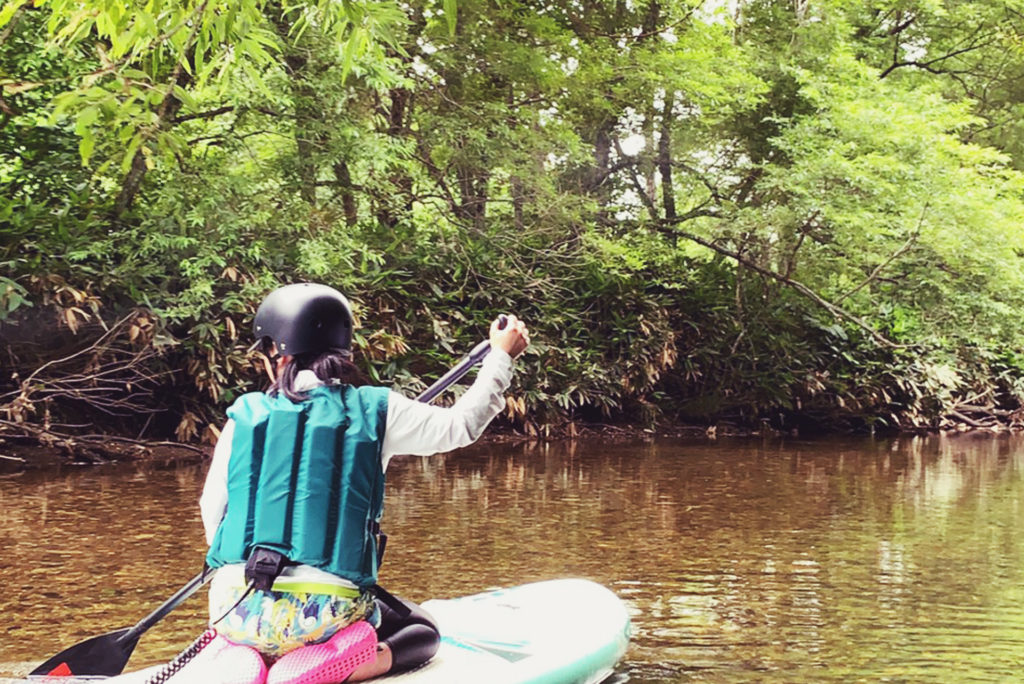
[944,402,1024,431]
[0,309,206,459]
[950,410,992,428]
[955,403,1018,417]
[1,311,171,418]
[0,418,207,457]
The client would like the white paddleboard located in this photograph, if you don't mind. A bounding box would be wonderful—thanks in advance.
[385,578,630,684]
[11,579,630,684]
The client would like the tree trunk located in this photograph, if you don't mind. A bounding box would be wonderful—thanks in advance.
[114,150,150,218]
[456,164,488,230]
[591,120,615,220]
[511,175,525,232]
[334,160,358,226]
[268,3,319,206]
[113,68,189,218]
[658,93,676,221]
[376,87,414,229]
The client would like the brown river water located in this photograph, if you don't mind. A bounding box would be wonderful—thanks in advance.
[2,434,1024,682]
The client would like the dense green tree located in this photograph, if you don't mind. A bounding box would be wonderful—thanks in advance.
[2,0,1024,450]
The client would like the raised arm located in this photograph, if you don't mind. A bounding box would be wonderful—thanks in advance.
[381,316,529,464]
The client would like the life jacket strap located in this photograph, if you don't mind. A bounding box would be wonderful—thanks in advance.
[371,584,412,619]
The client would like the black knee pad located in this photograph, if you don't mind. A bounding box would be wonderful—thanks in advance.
[383,622,441,673]
[375,597,441,673]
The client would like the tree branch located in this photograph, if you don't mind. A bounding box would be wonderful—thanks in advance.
[836,234,917,304]
[782,214,815,281]
[0,1,29,47]
[172,105,235,123]
[613,138,660,220]
[880,30,998,79]
[114,1,208,217]
[836,204,926,303]
[0,419,207,455]
[664,225,904,347]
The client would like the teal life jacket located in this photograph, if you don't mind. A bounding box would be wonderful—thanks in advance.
[205,384,391,588]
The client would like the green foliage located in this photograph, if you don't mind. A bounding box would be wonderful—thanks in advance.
[3,0,1024,441]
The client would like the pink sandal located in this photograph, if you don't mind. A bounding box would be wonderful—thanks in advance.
[266,621,377,684]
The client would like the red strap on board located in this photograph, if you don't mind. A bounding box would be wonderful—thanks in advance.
[46,662,73,676]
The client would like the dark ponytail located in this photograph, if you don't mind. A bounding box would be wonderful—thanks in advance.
[268,348,370,402]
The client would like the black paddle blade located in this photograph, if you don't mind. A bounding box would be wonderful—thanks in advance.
[29,627,139,677]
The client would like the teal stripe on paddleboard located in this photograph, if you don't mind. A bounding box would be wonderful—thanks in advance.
[516,616,631,684]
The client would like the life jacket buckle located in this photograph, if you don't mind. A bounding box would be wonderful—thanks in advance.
[245,547,291,592]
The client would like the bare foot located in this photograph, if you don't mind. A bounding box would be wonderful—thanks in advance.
[347,642,393,681]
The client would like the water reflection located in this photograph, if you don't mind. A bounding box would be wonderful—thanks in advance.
[2,434,1024,682]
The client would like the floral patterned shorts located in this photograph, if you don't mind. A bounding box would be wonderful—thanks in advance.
[209,584,378,658]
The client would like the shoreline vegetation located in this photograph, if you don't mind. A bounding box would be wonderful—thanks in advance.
[3,410,1022,470]
[4,0,1024,463]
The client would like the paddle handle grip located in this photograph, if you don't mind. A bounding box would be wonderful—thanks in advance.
[416,315,508,404]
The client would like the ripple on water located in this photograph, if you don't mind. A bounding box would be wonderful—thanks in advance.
[5,436,1024,683]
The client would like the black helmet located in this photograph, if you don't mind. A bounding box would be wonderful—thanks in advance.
[251,283,354,356]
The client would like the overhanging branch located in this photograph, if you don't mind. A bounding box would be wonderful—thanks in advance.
[664,224,904,348]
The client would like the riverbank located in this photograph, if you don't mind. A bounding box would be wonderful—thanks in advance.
[0,439,209,469]
[4,413,1023,470]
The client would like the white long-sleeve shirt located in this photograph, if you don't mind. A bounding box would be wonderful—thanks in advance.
[199,349,513,592]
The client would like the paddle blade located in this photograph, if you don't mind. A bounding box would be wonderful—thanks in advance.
[29,627,139,677]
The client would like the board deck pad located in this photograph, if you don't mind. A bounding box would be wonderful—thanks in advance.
[7,579,630,684]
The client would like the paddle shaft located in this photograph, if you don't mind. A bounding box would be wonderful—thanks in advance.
[118,569,210,645]
[417,314,506,402]
[114,315,508,646]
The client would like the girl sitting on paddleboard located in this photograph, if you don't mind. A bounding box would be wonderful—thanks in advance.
[198,283,529,684]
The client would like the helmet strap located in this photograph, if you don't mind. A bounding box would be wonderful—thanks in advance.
[260,352,278,383]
